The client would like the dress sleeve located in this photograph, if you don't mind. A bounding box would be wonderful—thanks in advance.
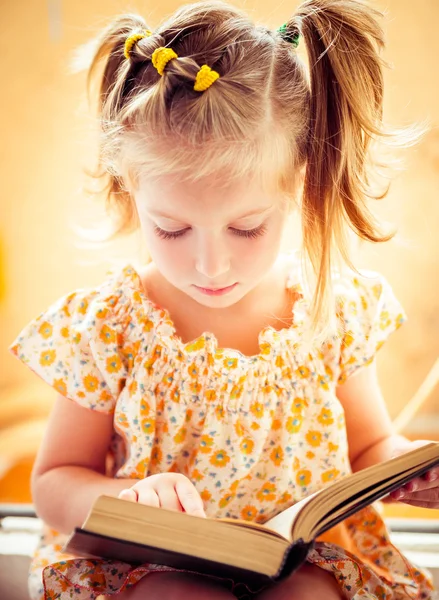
[335,271,407,385]
[9,285,131,413]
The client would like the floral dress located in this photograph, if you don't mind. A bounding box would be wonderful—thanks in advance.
[10,254,435,600]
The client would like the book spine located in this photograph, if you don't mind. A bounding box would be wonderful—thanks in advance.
[274,539,313,581]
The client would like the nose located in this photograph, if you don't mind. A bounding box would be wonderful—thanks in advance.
[194,232,230,280]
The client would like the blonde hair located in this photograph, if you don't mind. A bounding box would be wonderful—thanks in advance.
[82,0,425,331]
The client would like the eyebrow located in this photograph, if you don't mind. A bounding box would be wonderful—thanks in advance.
[148,206,273,221]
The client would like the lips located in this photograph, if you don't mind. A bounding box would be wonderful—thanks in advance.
[194,283,238,296]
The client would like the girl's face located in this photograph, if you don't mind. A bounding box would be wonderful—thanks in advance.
[134,173,289,308]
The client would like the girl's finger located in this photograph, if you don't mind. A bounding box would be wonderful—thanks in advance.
[135,486,161,508]
[118,488,138,502]
[175,478,206,517]
[392,487,439,504]
[403,478,438,493]
[155,483,184,512]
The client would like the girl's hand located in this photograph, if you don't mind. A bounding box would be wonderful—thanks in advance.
[384,439,439,509]
[118,473,206,517]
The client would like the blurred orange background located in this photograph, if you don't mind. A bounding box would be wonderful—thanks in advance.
[0,0,438,517]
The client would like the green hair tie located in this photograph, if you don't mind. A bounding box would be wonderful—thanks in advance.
[277,23,300,48]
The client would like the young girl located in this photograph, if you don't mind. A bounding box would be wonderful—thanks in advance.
[10,1,439,599]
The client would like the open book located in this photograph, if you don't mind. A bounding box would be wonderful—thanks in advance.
[65,443,439,585]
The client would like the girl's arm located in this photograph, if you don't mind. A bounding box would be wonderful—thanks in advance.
[336,361,407,471]
[336,362,439,506]
[31,394,137,534]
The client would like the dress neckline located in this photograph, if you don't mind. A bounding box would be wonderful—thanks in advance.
[121,251,309,362]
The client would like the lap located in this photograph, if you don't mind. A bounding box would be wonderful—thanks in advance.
[255,562,343,600]
[104,571,237,600]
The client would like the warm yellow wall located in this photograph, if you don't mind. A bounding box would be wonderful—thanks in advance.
[0,0,438,425]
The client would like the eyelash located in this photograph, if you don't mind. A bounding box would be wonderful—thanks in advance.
[154,224,267,240]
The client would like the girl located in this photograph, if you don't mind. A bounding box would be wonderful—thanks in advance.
[10,1,438,599]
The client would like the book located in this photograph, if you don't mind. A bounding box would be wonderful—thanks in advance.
[64,443,439,586]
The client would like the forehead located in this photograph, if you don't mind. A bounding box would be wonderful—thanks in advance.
[135,172,280,221]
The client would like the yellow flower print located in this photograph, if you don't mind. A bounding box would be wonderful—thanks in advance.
[295,365,310,379]
[173,427,187,444]
[99,324,116,344]
[271,418,282,431]
[215,405,225,421]
[60,326,69,338]
[77,298,89,315]
[188,363,199,378]
[328,442,339,453]
[96,307,109,319]
[141,417,155,436]
[235,420,244,437]
[286,414,303,434]
[296,469,312,487]
[322,468,340,483]
[122,341,141,368]
[170,386,180,403]
[117,413,129,429]
[210,449,230,468]
[219,493,235,508]
[230,384,243,400]
[83,374,99,393]
[379,310,391,330]
[250,401,264,419]
[142,318,154,332]
[291,397,308,413]
[106,354,122,373]
[72,331,81,344]
[305,430,322,447]
[343,331,354,348]
[318,375,329,391]
[150,446,163,467]
[360,295,368,310]
[199,435,214,454]
[373,283,383,298]
[395,313,405,328]
[240,437,254,455]
[53,378,67,396]
[38,321,53,339]
[128,380,138,396]
[190,381,202,394]
[293,457,300,471]
[325,365,334,381]
[317,408,334,427]
[200,489,211,501]
[306,451,315,459]
[191,469,204,482]
[337,413,345,430]
[140,399,150,416]
[205,389,217,402]
[259,342,271,355]
[185,409,193,423]
[270,446,284,466]
[185,337,205,352]
[262,384,272,394]
[277,491,292,504]
[256,482,276,502]
[251,422,260,430]
[162,372,174,387]
[282,366,293,379]
[275,355,285,368]
[241,505,257,521]
[40,349,56,367]
[223,357,238,369]
[77,390,85,398]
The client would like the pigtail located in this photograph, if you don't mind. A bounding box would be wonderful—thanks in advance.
[82,15,155,233]
[285,0,425,329]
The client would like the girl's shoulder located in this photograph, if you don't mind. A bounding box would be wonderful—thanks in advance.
[9,265,162,413]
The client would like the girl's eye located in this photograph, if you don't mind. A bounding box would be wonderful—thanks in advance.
[154,226,190,240]
[231,224,267,239]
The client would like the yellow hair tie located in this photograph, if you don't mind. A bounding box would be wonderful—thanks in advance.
[151,47,178,76]
[194,64,220,92]
[124,30,153,60]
